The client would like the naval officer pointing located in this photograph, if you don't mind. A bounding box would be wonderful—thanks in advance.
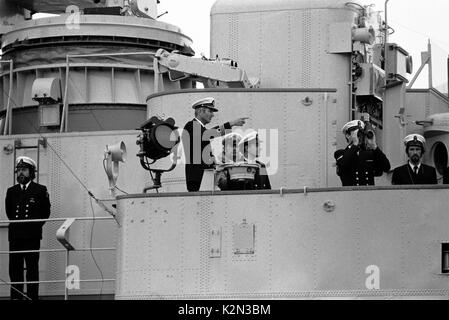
[182,97,248,191]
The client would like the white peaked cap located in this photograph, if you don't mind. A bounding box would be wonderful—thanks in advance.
[341,120,365,133]
[191,97,218,111]
[404,134,425,147]
[16,156,37,169]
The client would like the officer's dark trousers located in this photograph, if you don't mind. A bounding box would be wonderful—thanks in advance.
[9,239,41,300]
[186,181,202,192]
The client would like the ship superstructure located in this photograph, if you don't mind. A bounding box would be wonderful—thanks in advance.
[0,0,196,298]
[1,0,449,299]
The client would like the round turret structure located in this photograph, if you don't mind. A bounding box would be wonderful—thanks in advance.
[210,0,370,144]
[0,5,193,134]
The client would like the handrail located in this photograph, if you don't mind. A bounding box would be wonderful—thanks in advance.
[116,184,449,200]
[60,55,70,132]
[0,216,115,225]
[0,216,117,300]
[65,52,156,59]
[0,247,115,254]
[0,279,115,286]
[60,51,156,132]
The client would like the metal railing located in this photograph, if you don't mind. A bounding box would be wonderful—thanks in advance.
[0,216,117,300]
[0,60,14,135]
[61,52,156,132]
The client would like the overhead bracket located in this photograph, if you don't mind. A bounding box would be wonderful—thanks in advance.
[56,218,76,251]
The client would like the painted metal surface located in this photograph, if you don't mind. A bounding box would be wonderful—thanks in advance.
[0,130,149,297]
[211,0,363,13]
[1,15,191,49]
[210,0,359,147]
[406,89,449,135]
[0,0,25,34]
[0,65,179,110]
[0,11,193,134]
[115,187,449,299]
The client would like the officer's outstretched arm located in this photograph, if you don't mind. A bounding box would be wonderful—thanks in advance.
[210,117,248,139]
[229,117,249,127]
[210,122,232,138]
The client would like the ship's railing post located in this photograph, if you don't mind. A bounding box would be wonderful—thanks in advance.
[60,52,155,133]
[56,218,76,300]
[65,250,69,300]
[60,56,70,133]
[12,138,47,185]
[0,60,14,135]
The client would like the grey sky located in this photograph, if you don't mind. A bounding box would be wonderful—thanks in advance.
[32,0,449,89]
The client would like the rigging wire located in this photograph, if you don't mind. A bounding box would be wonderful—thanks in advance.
[114,185,129,195]
[0,83,113,297]
[0,85,116,214]
[389,19,449,50]
[89,197,105,298]
[0,276,32,300]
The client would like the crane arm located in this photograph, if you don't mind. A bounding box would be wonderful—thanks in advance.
[154,49,260,89]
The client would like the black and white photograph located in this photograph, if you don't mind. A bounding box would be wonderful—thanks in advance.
[0,0,449,312]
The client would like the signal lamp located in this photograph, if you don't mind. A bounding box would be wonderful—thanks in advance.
[137,116,179,162]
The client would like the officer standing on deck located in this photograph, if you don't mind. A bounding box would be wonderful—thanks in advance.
[5,156,51,300]
[334,120,391,186]
[182,97,248,192]
[392,134,437,185]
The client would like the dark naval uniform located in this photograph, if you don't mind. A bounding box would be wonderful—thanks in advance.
[218,160,272,191]
[392,163,437,185]
[334,145,391,186]
[6,182,51,300]
[443,167,449,184]
[182,118,231,191]
[254,161,271,190]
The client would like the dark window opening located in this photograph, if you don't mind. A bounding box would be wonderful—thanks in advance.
[442,243,449,274]
[433,142,448,176]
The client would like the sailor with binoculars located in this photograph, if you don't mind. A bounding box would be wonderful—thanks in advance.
[335,120,391,186]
